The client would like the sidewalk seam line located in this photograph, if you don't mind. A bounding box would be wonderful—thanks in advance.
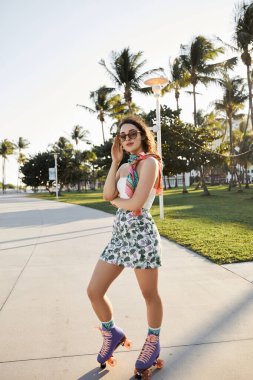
[221,265,253,285]
[1,337,253,364]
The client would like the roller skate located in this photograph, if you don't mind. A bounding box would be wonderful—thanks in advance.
[97,326,132,369]
[134,334,164,379]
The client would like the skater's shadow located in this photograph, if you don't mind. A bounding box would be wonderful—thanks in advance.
[128,367,161,380]
[77,367,109,379]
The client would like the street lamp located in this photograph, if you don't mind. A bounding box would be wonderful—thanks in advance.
[144,77,169,220]
[53,153,58,199]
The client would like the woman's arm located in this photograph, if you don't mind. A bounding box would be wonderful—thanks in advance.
[110,158,158,211]
[103,162,120,201]
[103,136,123,201]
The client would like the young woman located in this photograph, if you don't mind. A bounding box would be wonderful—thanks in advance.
[87,115,163,377]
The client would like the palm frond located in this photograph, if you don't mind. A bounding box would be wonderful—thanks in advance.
[215,36,239,52]
[135,86,153,95]
[219,56,238,71]
[99,59,121,86]
[137,68,165,84]
[91,86,115,96]
[185,90,202,96]
[131,51,145,68]
[198,76,218,86]
[161,82,174,95]
[233,1,253,49]
[0,139,15,157]
[233,112,247,119]
[15,137,30,150]
[76,104,95,114]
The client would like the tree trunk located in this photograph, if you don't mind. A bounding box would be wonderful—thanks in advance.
[228,114,233,191]
[2,159,5,194]
[243,108,250,139]
[175,90,180,111]
[229,115,233,156]
[58,185,63,196]
[124,86,132,112]
[245,163,249,189]
[175,175,178,188]
[194,172,201,190]
[235,170,243,192]
[101,120,105,144]
[182,172,188,193]
[246,64,253,130]
[199,166,210,196]
[228,171,234,191]
[241,165,245,184]
[17,162,20,193]
[193,84,197,127]
[210,168,215,186]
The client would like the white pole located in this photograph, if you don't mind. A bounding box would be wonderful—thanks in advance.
[54,154,58,199]
[144,77,168,220]
[155,94,164,220]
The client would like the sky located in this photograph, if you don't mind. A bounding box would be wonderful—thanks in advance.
[0,0,245,184]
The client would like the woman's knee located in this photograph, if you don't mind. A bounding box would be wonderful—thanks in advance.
[141,288,160,303]
[86,284,93,301]
[86,283,104,302]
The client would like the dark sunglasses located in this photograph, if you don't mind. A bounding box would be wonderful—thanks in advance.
[118,129,141,142]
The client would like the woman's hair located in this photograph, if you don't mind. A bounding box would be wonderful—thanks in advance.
[118,114,158,156]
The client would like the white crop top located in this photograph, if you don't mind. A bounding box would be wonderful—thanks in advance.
[117,176,156,210]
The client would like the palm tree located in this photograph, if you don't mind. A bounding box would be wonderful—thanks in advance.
[71,125,90,148]
[180,35,236,127]
[193,110,226,194]
[162,57,191,193]
[234,1,253,130]
[53,136,73,151]
[77,86,117,143]
[99,47,163,111]
[108,95,141,134]
[214,73,247,190]
[0,139,15,194]
[51,137,74,194]
[69,127,90,191]
[162,57,190,111]
[15,137,30,192]
[237,130,253,188]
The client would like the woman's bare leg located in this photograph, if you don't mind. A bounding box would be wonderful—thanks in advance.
[87,260,124,322]
[134,268,163,328]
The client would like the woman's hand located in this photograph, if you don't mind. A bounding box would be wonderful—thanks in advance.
[111,135,123,164]
[110,197,119,208]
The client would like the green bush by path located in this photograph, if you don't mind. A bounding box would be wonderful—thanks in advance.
[30,186,253,264]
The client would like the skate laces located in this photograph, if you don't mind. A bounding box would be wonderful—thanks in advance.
[138,334,159,363]
[98,327,112,357]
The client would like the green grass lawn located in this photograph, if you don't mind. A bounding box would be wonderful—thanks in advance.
[30,185,253,265]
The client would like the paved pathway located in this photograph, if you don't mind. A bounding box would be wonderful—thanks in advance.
[0,194,253,380]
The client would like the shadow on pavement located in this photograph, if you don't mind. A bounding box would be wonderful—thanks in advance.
[77,366,109,379]
[1,229,113,251]
[161,287,253,377]
[0,206,114,228]
[0,226,112,245]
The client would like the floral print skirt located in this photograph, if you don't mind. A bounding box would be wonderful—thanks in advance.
[100,208,162,269]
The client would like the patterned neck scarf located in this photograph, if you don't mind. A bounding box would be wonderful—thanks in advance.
[125,151,163,200]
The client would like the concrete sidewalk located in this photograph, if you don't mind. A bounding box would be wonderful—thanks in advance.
[0,194,253,380]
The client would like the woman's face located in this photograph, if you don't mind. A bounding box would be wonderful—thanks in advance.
[119,123,144,154]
